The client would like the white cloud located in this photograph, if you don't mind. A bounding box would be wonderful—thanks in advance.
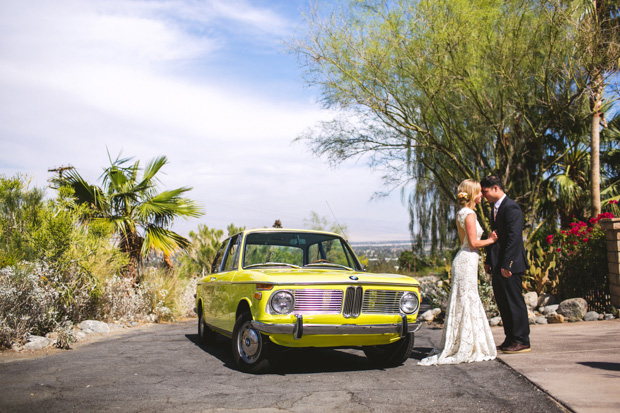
[0,0,412,242]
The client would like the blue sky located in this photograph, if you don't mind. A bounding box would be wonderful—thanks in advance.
[0,0,412,242]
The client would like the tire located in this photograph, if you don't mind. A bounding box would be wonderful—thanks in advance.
[231,312,274,374]
[198,306,217,345]
[363,333,415,367]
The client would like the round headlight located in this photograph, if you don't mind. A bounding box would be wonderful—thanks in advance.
[400,292,419,314]
[270,291,295,314]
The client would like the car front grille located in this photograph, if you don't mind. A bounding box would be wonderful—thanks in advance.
[291,287,416,317]
[362,290,405,314]
[343,286,363,318]
[293,289,343,314]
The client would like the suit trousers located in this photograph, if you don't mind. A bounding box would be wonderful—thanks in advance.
[492,271,530,345]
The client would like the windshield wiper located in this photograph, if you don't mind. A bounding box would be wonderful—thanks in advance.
[303,263,353,271]
[244,262,301,269]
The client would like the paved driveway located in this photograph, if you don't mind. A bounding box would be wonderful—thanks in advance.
[0,320,566,412]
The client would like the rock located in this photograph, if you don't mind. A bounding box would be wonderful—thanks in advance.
[557,298,588,322]
[535,316,548,324]
[24,335,52,351]
[584,311,599,322]
[604,314,615,320]
[78,320,110,334]
[523,292,538,310]
[431,308,442,316]
[490,316,502,326]
[420,310,435,322]
[543,304,559,316]
[547,314,565,323]
[538,293,559,308]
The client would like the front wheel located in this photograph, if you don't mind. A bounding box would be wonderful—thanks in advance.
[231,312,274,374]
[363,333,415,367]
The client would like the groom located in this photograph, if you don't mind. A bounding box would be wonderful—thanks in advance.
[481,176,531,354]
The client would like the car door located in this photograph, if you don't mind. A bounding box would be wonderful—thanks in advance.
[205,234,241,332]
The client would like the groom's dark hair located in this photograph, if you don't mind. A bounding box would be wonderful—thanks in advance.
[480,175,504,190]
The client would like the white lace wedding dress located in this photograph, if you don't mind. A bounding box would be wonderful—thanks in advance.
[418,207,497,365]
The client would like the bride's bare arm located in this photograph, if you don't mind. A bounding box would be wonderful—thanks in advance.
[464,213,497,249]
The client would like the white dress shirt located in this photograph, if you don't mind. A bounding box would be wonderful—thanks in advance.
[494,194,507,220]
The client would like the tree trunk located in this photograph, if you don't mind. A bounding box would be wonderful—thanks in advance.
[120,231,143,283]
[590,70,603,218]
[591,112,601,217]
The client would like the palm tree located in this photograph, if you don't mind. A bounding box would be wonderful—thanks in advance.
[52,153,203,280]
[574,0,620,217]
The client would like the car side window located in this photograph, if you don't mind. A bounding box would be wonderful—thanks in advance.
[222,235,241,271]
[212,238,230,274]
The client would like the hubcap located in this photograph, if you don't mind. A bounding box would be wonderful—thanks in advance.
[238,322,261,363]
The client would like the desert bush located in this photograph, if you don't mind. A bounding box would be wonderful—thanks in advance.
[0,263,60,348]
[139,267,194,322]
[53,321,76,350]
[96,275,149,323]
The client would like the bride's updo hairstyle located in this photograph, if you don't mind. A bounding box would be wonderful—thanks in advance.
[457,179,480,209]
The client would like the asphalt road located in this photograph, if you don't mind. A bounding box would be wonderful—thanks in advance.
[0,320,567,412]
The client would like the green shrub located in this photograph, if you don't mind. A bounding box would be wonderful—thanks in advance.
[534,211,613,313]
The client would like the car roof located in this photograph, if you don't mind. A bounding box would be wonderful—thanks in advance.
[239,228,343,238]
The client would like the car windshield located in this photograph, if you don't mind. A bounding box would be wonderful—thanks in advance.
[242,232,361,271]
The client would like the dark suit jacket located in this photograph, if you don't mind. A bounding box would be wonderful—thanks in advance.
[485,196,528,274]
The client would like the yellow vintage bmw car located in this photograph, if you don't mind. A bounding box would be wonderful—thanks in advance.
[195,228,421,373]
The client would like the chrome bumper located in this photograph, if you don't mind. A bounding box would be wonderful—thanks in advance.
[250,314,422,340]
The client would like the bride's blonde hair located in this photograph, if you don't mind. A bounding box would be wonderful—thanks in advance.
[457,179,481,208]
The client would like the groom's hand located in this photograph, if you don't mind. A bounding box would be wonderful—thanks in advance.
[484,264,491,275]
[501,268,512,278]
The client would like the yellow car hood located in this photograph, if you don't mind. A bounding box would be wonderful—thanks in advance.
[233,268,419,287]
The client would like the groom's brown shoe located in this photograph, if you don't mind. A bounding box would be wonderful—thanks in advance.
[497,341,512,351]
[503,343,531,354]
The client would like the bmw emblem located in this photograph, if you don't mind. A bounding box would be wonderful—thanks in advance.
[349,276,359,281]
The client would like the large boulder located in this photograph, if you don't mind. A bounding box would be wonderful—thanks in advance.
[584,311,599,322]
[24,335,52,351]
[419,308,442,322]
[419,310,435,322]
[542,304,559,316]
[534,316,548,324]
[547,313,565,323]
[78,320,110,334]
[523,292,538,310]
[538,293,559,308]
[557,298,588,322]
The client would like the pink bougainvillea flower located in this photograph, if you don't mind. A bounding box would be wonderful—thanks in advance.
[610,200,618,205]
[546,235,554,244]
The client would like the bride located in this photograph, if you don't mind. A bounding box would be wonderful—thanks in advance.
[419,179,498,366]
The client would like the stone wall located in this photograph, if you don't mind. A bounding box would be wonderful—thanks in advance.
[601,218,620,308]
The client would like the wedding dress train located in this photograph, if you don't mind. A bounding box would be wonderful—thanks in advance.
[418,207,497,365]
